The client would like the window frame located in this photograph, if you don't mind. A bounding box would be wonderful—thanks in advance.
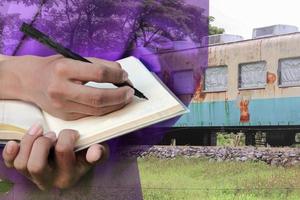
[203,65,228,93]
[238,61,267,91]
[278,57,300,88]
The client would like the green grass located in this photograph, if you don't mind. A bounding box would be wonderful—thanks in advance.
[138,157,300,200]
[1,158,299,199]
[0,180,13,194]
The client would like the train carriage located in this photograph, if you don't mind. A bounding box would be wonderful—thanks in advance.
[141,30,300,146]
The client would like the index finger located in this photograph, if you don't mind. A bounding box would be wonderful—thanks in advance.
[87,57,122,69]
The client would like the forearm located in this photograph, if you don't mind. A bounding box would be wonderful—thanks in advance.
[0,54,9,61]
[0,55,26,100]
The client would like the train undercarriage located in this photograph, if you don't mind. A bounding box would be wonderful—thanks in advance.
[159,126,299,147]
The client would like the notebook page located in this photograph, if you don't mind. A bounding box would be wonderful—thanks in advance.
[44,57,182,141]
[0,100,47,132]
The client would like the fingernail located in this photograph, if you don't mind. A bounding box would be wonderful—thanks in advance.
[6,141,14,154]
[44,132,57,142]
[126,88,135,100]
[72,130,80,141]
[87,145,102,163]
[28,122,43,136]
[122,71,128,81]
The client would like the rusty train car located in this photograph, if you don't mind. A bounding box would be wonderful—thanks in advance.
[141,32,300,146]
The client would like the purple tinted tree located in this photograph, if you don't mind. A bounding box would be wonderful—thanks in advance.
[3,0,207,55]
[0,14,3,51]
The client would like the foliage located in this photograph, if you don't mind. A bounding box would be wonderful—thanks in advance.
[138,157,300,200]
[209,16,225,35]
[295,133,300,143]
[0,179,13,194]
[0,14,3,51]
[217,133,245,146]
[292,133,300,147]
[2,0,208,55]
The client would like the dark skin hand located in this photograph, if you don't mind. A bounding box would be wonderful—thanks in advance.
[2,123,109,190]
[0,55,134,120]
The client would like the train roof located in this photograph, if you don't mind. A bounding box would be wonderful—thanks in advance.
[207,31,300,48]
[141,32,300,56]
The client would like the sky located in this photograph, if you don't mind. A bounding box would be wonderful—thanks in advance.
[2,0,299,40]
[210,0,300,39]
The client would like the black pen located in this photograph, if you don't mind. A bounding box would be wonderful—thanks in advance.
[20,22,148,100]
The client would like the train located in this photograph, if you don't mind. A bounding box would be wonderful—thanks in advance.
[140,29,300,146]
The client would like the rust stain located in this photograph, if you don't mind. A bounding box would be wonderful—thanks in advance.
[267,72,277,85]
[193,73,206,102]
[239,99,250,123]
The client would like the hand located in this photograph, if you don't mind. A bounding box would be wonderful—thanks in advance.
[0,55,134,120]
[2,123,109,190]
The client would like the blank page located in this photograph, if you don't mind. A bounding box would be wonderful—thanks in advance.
[0,100,47,132]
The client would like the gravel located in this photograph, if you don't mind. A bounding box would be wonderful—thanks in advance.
[121,146,300,167]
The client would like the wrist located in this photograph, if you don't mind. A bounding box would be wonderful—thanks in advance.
[0,56,28,101]
[0,54,9,62]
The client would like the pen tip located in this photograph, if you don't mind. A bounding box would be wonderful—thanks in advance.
[139,95,148,100]
[140,94,148,100]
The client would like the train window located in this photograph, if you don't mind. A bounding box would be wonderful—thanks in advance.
[239,61,266,89]
[172,70,195,94]
[204,66,228,92]
[279,58,300,87]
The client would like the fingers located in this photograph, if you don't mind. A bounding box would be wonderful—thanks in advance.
[75,144,109,178]
[57,58,127,84]
[85,144,109,164]
[65,83,134,107]
[53,129,82,189]
[64,101,131,117]
[87,57,122,69]
[45,56,134,119]
[13,123,43,176]
[55,129,78,170]
[3,141,20,168]
[27,132,56,190]
[2,123,57,190]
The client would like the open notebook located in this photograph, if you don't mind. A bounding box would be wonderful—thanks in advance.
[0,57,187,151]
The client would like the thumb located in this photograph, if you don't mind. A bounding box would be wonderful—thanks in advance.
[76,144,109,175]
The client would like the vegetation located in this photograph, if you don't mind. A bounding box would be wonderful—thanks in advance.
[1,157,299,199]
[209,16,225,35]
[138,157,300,200]
[0,180,13,195]
[292,133,300,147]
[1,0,208,54]
[217,132,246,146]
